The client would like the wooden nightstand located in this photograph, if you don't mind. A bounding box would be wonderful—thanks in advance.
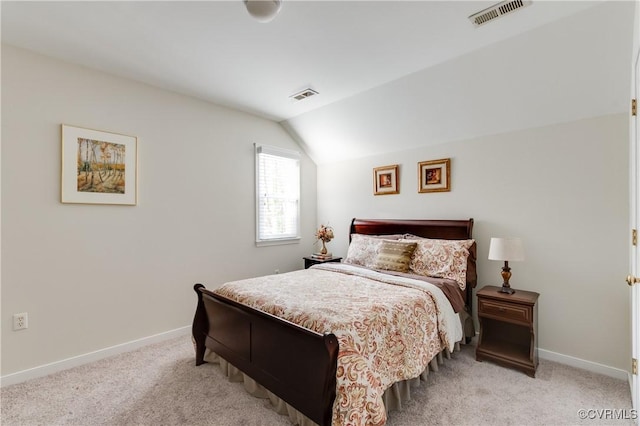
[476,285,539,377]
[303,256,342,269]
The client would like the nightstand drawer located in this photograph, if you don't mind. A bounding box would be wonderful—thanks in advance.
[478,299,532,325]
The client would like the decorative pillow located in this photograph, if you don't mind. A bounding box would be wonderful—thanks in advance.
[343,234,402,267]
[401,237,475,290]
[372,240,417,273]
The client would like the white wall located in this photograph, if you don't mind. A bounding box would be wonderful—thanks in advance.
[317,114,630,371]
[1,45,317,376]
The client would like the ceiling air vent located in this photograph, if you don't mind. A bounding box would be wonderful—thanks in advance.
[469,0,532,27]
[290,88,318,101]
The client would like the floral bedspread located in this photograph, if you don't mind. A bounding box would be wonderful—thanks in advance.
[213,263,461,426]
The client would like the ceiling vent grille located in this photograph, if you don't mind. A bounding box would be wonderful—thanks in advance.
[469,0,531,27]
[290,88,318,101]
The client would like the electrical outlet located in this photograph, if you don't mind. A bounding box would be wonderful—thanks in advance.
[13,312,28,331]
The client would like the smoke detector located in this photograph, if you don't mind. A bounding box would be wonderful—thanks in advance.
[469,0,532,27]
[290,88,319,101]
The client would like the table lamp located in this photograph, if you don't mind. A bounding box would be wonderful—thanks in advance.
[488,237,524,294]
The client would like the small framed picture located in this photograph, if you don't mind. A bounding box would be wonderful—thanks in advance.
[373,164,399,195]
[61,124,138,205]
[418,158,450,193]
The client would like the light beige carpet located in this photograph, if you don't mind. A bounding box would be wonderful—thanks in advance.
[1,335,634,425]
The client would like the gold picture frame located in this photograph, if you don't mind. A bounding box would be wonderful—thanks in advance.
[373,164,399,195]
[418,158,450,193]
[61,124,138,205]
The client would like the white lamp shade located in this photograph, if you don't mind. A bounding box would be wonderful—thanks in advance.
[488,237,524,261]
[244,0,282,23]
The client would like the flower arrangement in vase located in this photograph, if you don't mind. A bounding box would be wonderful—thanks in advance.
[314,224,334,258]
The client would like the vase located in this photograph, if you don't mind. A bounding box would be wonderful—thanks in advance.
[321,240,328,255]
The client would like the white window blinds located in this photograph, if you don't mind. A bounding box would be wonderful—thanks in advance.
[255,144,300,245]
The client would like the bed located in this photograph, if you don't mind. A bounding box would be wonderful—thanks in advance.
[192,218,477,426]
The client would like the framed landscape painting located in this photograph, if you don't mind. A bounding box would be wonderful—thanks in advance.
[418,158,450,193]
[61,124,138,205]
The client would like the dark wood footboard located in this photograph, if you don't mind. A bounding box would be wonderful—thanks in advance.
[193,284,339,426]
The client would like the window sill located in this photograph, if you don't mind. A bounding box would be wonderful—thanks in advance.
[256,237,301,247]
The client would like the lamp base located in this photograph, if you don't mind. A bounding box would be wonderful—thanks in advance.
[499,285,515,294]
[498,262,515,294]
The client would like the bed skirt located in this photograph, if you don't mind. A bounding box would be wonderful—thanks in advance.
[202,341,461,426]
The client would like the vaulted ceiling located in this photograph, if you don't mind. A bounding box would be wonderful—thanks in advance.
[1,1,634,163]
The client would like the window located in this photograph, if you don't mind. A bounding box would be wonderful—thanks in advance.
[255,144,300,245]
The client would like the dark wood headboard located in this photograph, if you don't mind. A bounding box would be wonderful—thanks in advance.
[349,218,477,303]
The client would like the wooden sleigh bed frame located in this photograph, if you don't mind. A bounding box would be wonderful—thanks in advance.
[192,218,476,426]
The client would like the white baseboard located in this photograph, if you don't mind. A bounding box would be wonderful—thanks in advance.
[538,347,629,381]
[1,325,191,387]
